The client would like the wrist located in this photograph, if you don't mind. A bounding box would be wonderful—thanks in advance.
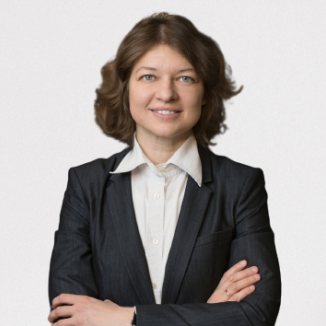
[123,307,135,326]
[131,306,137,325]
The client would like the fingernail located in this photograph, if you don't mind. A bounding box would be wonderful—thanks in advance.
[240,260,246,265]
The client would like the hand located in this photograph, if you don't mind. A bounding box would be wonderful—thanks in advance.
[48,294,134,326]
[207,260,260,303]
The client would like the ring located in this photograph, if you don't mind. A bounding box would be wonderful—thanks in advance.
[225,290,230,297]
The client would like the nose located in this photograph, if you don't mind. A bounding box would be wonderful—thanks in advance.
[156,77,178,102]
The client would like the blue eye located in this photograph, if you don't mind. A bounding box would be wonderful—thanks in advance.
[180,76,193,82]
[142,75,154,81]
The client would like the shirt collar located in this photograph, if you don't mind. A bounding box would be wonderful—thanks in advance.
[110,130,202,187]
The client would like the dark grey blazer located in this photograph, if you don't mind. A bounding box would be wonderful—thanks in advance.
[48,141,281,325]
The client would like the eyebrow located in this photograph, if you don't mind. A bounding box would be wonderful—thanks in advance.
[136,66,195,73]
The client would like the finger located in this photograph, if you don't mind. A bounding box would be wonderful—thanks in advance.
[52,294,76,309]
[227,273,260,297]
[235,273,261,291]
[48,305,74,322]
[222,260,247,280]
[231,266,259,283]
[222,265,259,293]
[53,317,76,326]
[52,293,90,309]
[228,285,255,302]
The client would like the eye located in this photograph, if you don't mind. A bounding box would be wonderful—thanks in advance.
[180,76,194,82]
[141,75,154,81]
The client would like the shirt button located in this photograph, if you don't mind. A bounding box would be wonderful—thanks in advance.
[153,193,160,200]
[158,166,165,171]
[152,283,157,289]
[152,238,159,244]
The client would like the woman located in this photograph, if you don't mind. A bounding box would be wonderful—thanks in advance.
[48,12,281,326]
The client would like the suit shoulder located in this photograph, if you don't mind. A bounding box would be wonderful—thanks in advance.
[67,146,131,182]
[208,150,264,180]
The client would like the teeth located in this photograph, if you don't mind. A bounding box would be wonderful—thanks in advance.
[153,110,178,114]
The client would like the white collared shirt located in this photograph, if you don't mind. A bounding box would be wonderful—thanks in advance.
[110,130,202,306]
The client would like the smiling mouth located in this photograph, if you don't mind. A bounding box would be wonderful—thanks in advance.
[150,109,181,114]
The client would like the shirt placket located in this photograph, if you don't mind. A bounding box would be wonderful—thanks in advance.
[147,174,165,303]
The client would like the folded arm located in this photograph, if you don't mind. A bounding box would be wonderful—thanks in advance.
[49,167,281,326]
[48,168,99,322]
[135,168,281,326]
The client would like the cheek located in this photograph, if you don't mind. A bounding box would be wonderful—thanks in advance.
[129,84,152,107]
[190,107,202,123]
[129,88,150,122]
[182,92,203,118]
[182,86,204,105]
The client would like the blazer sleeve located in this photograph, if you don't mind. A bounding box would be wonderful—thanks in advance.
[48,168,99,322]
[135,168,282,326]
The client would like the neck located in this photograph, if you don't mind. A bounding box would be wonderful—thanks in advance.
[135,128,192,165]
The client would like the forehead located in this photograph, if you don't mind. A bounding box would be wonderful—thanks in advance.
[133,44,194,71]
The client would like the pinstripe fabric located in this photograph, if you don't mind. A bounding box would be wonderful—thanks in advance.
[110,131,201,306]
[48,141,281,325]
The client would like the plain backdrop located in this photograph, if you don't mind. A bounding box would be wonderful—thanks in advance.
[1,1,325,325]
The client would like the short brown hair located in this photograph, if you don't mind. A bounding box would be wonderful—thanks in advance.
[94,12,242,148]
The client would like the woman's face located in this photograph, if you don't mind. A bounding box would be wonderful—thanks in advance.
[129,44,205,143]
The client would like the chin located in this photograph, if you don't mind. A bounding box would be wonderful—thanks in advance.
[151,129,189,139]
[151,131,176,138]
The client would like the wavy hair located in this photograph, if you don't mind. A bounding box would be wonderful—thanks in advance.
[94,12,242,148]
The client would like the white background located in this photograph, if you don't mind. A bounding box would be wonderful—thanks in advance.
[1,1,325,325]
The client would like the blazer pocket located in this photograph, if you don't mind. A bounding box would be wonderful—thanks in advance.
[194,228,234,248]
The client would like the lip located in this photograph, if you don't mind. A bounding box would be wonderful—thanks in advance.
[150,108,181,120]
[151,107,181,112]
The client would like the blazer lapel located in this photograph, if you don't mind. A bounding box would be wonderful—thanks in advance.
[106,142,214,305]
[161,143,213,304]
[106,168,156,305]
